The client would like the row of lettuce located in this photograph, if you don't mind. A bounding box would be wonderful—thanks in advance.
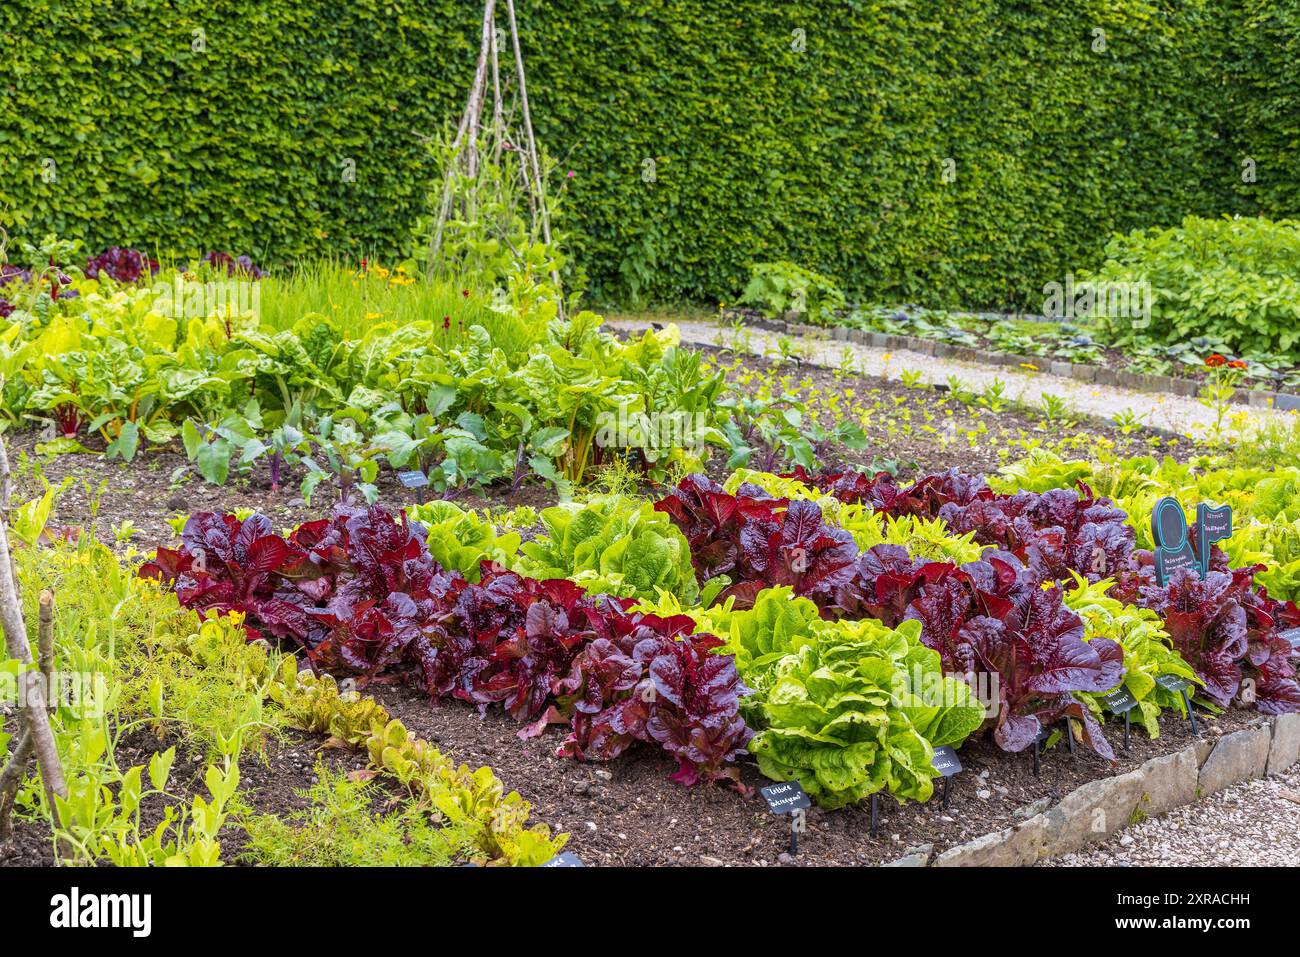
[4,524,565,866]
[0,250,850,500]
[139,458,1300,810]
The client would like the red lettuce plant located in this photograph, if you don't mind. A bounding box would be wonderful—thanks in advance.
[781,465,904,508]
[799,465,1300,716]
[654,476,855,608]
[142,503,752,786]
[903,553,1124,757]
[1121,563,1300,712]
[553,602,752,786]
[652,473,779,581]
[85,247,159,283]
[141,512,313,642]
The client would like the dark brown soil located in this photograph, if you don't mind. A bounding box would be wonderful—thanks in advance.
[7,680,1250,868]
[358,681,1258,866]
[0,818,57,866]
[2,431,559,551]
[708,348,1194,482]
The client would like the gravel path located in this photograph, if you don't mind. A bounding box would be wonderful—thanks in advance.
[1041,762,1300,867]
[612,317,1288,440]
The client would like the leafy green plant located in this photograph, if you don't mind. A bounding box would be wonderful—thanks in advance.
[301,415,383,504]
[1064,574,1201,736]
[717,391,866,473]
[1087,216,1300,359]
[55,747,240,867]
[685,587,984,807]
[406,500,521,582]
[978,377,1009,413]
[239,763,482,867]
[514,495,699,603]
[740,261,846,326]
[1038,392,1076,427]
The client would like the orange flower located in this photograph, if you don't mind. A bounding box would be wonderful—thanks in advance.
[1205,354,1226,367]
[1227,359,1247,369]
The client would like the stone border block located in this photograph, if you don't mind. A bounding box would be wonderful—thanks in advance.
[1198,725,1271,796]
[1268,713,1300,776]
[902,713,1299,867]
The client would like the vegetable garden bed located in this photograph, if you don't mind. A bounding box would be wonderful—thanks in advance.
[2,246,1297,871]
[727,308,1300,413]
[6,343,1296,867]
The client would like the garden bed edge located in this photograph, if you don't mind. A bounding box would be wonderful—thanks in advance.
[882,712,1300,867]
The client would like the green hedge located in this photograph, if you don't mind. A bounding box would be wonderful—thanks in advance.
[1232,1,1300,216]
[0,1,1290,308]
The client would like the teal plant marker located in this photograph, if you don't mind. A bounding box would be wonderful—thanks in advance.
[1195,503,1233,576]
[1150,496,1197,586]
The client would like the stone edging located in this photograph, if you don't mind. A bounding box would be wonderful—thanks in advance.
[882,712,1300,867]
[747,317,1300,414]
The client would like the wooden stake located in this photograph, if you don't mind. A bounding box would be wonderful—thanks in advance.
[427,0,497,273]
[0,436,67,847]
[38,590,54,713]
[0,729,32,841]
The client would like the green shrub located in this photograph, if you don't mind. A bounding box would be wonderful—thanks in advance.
[740,261,845,325]
[1087,216,1300,358]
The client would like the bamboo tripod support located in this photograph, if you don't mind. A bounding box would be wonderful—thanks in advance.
[425,0,562,313]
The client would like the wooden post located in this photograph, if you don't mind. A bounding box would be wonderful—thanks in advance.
[0,435,67,846]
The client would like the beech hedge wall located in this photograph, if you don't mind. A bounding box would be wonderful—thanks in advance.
[0,0,1291,307]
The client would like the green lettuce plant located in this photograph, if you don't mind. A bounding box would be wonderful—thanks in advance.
[514,495,700,604]
[406,500,521,583]
[681,587,984,807]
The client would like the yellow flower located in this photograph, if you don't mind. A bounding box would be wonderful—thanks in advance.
[1019,362,1039,371]
[882,352,892,361]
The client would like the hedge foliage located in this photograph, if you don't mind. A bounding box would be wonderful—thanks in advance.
[0,1,1292,307]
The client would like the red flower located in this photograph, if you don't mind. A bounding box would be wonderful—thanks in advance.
[442,315,450,331]
[1227,359,1247,370]
[1205,354,1227,368]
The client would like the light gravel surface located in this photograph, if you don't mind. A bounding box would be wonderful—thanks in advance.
[1041,762,1300,867]
[612,317,1291,440]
